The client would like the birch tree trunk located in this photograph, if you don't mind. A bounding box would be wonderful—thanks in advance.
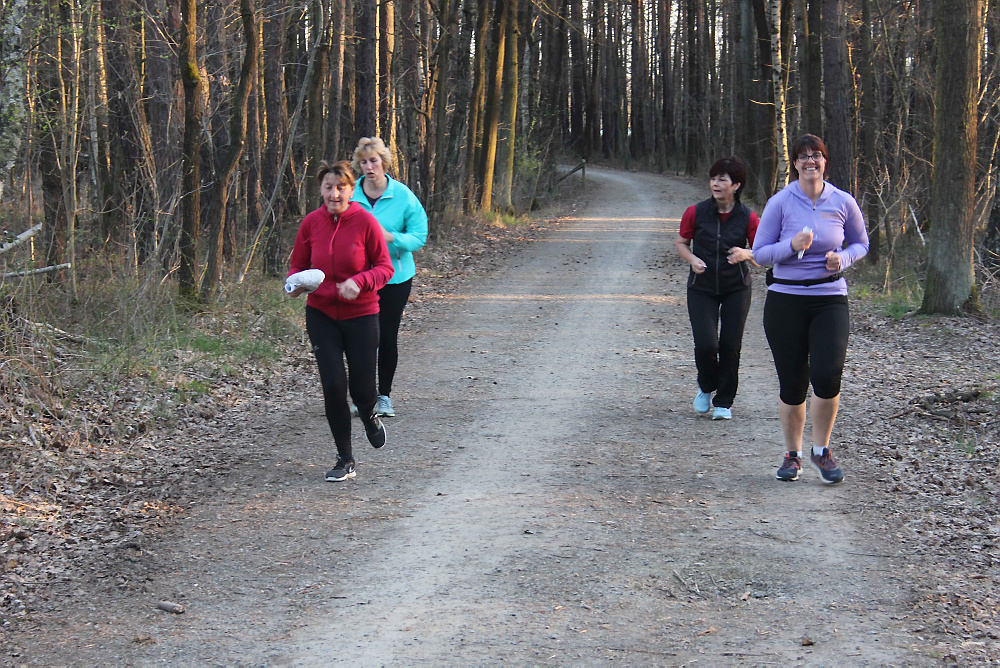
[767,0,789,185]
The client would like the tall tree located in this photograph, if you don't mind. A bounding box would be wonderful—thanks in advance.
[477,0,508,211]
[355,0,377,138]
[463,0,490,211]
[177,0,202,300]
[496,0,520,212]
[921,0,983,314]
[822,0,852,190]
[767,0,789,185]
[200,0,258,300]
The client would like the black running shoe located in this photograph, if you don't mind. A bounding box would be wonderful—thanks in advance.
[810,448,844,484]
[776,453,801,481]
[326,459,356,482]
[363,414,386,449]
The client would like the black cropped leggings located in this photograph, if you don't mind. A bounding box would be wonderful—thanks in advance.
[762,291,849,405]
[306,306,379,462]
[377,279,412,397]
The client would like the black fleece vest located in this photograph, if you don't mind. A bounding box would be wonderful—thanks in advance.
[687,198,752,295]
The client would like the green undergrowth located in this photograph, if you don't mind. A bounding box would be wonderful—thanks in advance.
[2,261,302,422]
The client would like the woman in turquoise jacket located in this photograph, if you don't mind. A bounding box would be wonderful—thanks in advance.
[351,137,429,417]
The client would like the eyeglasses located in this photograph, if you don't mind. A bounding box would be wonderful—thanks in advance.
[796,152,824,163]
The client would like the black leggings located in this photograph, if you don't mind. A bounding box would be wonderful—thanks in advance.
[306,307,380,462]
[377,279,412,397]
[687,287,752,408]
[762,291,849,405]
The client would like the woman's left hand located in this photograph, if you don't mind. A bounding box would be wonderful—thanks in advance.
[727,247,753,264]
[382,227,394,244]
[824,251,842,271]
[336,278,361,300]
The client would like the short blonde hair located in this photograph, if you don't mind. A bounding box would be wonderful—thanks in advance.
[351,137,393,174]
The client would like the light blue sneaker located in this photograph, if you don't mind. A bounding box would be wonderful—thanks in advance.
[694,390,712,414]
[712,406,732,420]
[376,395,394,417]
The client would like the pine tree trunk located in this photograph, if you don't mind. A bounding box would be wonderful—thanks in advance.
[496,0,520,212]
[355,0,377,138]
[177,0,202,300]
[857,0,882,263]
[921,0,983,314]
[464,0,490,211]
[430,0,455,215]
[477,0,508,211]
[821,0,852,190]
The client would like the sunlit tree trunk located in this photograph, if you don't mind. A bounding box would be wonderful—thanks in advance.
[496,0,520,212]
[477,0,508,211]
[177,0,202,300]
[921,0,983,314]
[766,0,789,185]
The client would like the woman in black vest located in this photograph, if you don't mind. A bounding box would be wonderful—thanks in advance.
[675,156,759,420]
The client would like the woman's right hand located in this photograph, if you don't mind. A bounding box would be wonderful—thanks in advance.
[690,258,707,274]
[287,286,306,298]
[791,228,814,253]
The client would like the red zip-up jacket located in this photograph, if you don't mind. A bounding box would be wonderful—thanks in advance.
[288,201,394,320]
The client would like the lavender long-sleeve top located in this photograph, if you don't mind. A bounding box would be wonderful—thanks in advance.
[752,180,869,296]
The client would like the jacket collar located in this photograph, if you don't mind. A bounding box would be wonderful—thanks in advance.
[359,175,396,199]
[788,179,834,206]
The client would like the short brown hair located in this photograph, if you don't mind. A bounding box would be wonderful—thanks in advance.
[316,160,356,188]
[789,134,829,180]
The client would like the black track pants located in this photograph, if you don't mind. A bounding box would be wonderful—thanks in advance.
[687,286,752,408]
[377,279,412,397]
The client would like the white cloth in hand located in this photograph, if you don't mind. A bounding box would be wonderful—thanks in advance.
[285,269,326,293]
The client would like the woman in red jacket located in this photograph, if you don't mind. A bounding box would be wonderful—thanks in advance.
[288,160,394,482]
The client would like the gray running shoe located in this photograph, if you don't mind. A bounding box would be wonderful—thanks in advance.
[810,448,844,484]
[776,453,801,481]
[326,459,356,482]
[376,395,395,417]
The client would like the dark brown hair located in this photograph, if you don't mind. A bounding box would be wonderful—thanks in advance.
[789,134,828,180]
[316,160,356,188]
[709,156,747,200]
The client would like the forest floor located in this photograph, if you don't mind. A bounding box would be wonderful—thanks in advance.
[3,166,999,665]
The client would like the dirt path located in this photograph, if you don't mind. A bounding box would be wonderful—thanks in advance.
[11,167,939,665]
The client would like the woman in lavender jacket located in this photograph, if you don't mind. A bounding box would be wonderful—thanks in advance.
[751,134,869,485]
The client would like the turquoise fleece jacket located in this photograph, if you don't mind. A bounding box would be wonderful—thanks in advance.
[352,176,429,284]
